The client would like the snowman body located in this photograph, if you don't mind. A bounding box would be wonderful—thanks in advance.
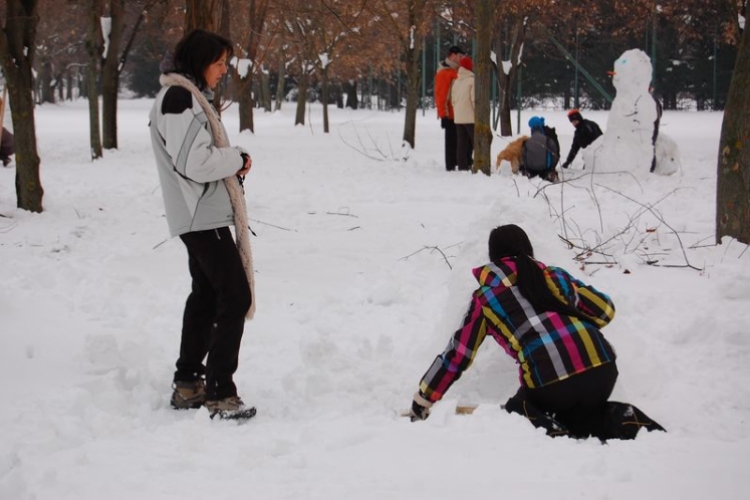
[598,49,660,173]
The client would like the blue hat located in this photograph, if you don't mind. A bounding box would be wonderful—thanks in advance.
[528,116,545,130]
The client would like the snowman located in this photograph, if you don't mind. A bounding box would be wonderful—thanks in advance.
[583,48,679,175]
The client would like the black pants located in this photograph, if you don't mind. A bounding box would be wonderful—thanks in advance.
[456,123,474,171]
[0,127,14,163]
[521,166,557,183]
[177,227,251,400]
[509,362,618,439]
[443,119,457,171]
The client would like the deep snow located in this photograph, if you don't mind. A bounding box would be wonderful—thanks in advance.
[0,99,748,500]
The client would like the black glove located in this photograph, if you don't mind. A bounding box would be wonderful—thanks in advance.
[410,400,430,422]
[562,161,571,169]
[409,392,434,421]
[440,117,452,129]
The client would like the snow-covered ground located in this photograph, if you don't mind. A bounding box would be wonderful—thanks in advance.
[1,99,748,499]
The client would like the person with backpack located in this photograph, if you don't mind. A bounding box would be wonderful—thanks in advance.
[561,109,603,169]
[408,224,665,441]
[520,116,560,182]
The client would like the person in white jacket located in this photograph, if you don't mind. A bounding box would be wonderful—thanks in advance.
[450,56,475,171]
[149,29,256,421]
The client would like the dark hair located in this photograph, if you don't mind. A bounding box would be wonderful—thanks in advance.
[172,29,233,90]
[488,224,581,318]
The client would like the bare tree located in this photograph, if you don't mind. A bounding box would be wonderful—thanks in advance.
[101,0,124,149]
[0,0,43,212]
[716,15,750,244]
[185,0,228,115]
[367,0,432,150]
[86,0,104,160]
[101,0,160,149]
[493,16,524,137]
[233,0,270,133]
[185,0,223,33]
[473,0,494,175]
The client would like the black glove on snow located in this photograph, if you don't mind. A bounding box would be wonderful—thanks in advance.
[562,161,571,169]
[409,392,433,422]
[440,117,452,129]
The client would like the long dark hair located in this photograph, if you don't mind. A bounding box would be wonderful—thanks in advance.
[171,29,233,90]
[488,224,581,318]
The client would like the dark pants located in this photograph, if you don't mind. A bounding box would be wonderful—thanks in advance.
[507,362,618,439]
[456,123,474,171]
[177,227,251,400]
[443,119,457,171]
[0,127,14,165]
[521,167,558,183]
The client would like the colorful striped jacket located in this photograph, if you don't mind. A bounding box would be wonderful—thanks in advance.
[419,257,616,404]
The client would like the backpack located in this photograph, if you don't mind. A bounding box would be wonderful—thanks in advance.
[523,126,560,172]
[543,125,560,169]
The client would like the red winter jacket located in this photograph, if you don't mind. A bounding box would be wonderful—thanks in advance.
[434,62,457,120]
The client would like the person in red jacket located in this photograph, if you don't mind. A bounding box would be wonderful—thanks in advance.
[434,46,465,171]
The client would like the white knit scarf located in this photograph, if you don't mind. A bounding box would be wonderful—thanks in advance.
[160,73,256,320]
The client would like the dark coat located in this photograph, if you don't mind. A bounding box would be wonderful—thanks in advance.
[564,119,602,165]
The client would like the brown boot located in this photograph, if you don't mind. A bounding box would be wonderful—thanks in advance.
[205,396,257,421]
[170,379,206,409]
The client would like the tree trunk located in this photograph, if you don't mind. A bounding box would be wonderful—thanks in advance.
[322,67,329,133]
[86,0,103,160]
[56,71,64,101]
[185,0,221,33]
[334,82,343,109]
[261,69,272,112]
[345,80,358,109]
[403,41,422,149]
[294,74,308,126]
[185,0,226,116]
[239,77,255,133]
[0,0,43,212]
[213,0,230,117]
[716,22,750,244]
[102,0,124,150]
[473,0,493,175]
[66,69,73,100]
[39,55,55,103]
[237,0,269,129]
[495,18,524,137]
[274,58,285,111]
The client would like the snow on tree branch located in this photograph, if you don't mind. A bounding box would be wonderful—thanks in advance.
[101,17,112,59]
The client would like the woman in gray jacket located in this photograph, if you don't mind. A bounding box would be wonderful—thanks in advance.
[150,29,256,421]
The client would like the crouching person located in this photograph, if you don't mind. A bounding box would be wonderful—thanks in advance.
[520,116,560,182]
[409,224,665,441]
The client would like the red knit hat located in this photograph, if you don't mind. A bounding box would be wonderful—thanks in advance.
[567,109,583,122]
[459,57,473,72]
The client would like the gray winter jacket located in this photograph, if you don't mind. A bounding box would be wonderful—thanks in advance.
[150,84,245,237]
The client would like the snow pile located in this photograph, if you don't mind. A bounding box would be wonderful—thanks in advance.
[0,100,748,500]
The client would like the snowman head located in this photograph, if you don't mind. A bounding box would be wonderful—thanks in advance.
[611,49,653,93]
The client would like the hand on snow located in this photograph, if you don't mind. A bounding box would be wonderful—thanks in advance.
[409,392,433,422]
[562,161,571,169]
